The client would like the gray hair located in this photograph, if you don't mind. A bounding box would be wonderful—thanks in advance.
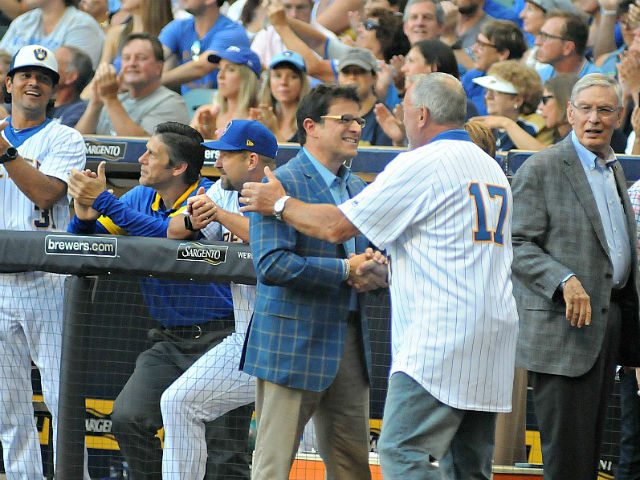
[410,72,466,126]
[403,0,445,25]
[570,73,622,107]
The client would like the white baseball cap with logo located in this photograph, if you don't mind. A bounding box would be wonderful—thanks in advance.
[8,44,59,84]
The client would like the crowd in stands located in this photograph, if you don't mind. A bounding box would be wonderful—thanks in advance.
[1,0,640,155]
[5,0,640,479]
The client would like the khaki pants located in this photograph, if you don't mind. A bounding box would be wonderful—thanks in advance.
[251,318,371,480]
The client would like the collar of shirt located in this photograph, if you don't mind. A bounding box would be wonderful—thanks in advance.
[571,130,616,172]
[4,116,51,148]
[151,180,200,216]
[303,146,352,192]
[429,129,473,144]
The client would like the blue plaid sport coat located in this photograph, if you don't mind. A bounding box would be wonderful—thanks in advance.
[241,150,373,392]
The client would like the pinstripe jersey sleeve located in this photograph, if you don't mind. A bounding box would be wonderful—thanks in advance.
[0,121,85,232]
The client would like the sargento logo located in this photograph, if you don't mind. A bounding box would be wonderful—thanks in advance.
[177,243,228,265]
[84,139,127,160]
[45,235,117,257]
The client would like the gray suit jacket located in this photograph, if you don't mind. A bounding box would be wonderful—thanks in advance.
[512,135,640,377]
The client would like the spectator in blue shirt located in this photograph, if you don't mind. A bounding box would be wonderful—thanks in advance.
[160,0,251,94]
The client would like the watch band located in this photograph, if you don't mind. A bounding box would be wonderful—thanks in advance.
[0,146,18,164]
[184,215,198,232]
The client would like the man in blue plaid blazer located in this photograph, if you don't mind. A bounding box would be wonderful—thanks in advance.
[242,84,381,480]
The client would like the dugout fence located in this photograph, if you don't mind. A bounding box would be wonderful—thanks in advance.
[0,229,624,479]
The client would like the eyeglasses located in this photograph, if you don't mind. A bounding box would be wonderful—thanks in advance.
[541,95,554,105]
[571,103,620,117]
[475,38,498,50]
[362,19,380,31]
[321,114,367,128]
[191,40,201,61]
[537,31,568,42]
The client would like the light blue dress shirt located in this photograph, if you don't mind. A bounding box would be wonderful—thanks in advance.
[304,147,359,309]
[571,131,631,288]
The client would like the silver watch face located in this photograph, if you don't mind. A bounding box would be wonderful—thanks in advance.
[274,196,289,218]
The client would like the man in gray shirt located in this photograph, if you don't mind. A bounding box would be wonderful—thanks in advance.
[76,33,189,137]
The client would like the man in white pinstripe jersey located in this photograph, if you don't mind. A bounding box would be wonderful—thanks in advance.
[0,45,87,479]
[239,72,519,479]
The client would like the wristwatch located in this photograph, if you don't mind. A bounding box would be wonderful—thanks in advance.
[273,195,290,221]
[184,215,199,232]
[0,146,18,164]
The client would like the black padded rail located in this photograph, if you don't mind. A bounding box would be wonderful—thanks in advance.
[0,230,257,285]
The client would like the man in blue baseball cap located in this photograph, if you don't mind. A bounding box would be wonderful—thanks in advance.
[161,120,277,479]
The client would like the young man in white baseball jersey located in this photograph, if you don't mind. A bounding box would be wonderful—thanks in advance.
[239,72,519,479]
[161,119,277,480]
[0,44,87,479]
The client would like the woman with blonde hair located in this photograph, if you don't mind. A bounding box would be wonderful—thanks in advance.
[471,60,552,151]
[191,47,261,139]
[251,50,311,142]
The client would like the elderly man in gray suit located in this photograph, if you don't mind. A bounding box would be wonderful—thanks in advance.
[511,73,640,480]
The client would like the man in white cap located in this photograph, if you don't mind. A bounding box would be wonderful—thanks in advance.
[0,44,87,479]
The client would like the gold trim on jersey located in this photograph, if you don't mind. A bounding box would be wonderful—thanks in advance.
[151,181,200,214]
[98,216,127,236]
[97,181,202,234]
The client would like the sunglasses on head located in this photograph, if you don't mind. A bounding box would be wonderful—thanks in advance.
[191,40,201,61]
[362,19,380,31]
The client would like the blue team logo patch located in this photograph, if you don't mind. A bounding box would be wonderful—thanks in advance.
[33,48,47,61]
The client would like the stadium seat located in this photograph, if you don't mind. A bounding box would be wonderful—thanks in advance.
[183,89,217,119]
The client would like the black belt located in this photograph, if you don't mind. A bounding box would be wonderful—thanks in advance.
[161,318,233,340]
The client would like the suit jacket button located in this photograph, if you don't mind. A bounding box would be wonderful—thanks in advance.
[602,308,608,314]
[605,273,612,279]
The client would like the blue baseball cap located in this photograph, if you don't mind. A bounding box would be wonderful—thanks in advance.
[202,120,278,159]
[207,46,262,78]
[269,50,306,73]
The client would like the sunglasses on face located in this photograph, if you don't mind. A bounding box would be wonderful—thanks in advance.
[541,95,554,105]
[537,31,568,42]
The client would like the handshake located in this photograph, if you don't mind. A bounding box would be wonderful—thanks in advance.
[346,248,389,293]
